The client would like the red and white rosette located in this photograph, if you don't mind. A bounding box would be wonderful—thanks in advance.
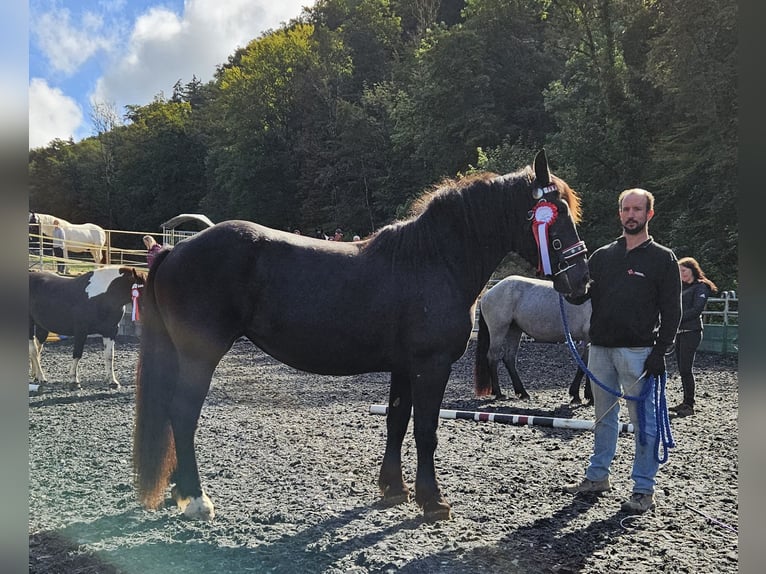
[532,201,558,275]
[131,284,141,321]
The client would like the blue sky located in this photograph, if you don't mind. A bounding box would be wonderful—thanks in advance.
[29,0,311,149]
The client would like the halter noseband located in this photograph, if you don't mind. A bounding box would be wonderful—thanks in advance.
[531,183,587,276]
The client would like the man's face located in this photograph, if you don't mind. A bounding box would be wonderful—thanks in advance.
[619,193,653,235]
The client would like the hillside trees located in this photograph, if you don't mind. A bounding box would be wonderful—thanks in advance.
[28,0,738,286]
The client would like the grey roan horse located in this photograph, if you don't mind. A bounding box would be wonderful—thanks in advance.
[474,275,592,404]
[132,150,590,522]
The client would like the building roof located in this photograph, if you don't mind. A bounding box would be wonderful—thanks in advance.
[160,214,214,230]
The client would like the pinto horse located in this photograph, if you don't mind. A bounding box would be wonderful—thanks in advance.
[34,213,107,264]
[29,266,147,390]
[474,275,593,404]
[133,150,590,521]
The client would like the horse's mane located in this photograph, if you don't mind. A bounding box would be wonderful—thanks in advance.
[550,174,582,224]
[364,169,530,267]
[363,166,581,269]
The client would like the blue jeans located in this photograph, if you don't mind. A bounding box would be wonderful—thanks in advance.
[584,345,659,494]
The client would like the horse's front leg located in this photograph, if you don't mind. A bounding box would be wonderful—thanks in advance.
[69,334,86,390]
[411,357,452,521]
[102,337,120,389]
[378,370,412,505]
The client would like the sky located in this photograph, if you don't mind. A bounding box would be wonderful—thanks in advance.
[29,0,312,150]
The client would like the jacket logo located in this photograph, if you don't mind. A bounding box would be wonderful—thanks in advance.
[627,269,646,277]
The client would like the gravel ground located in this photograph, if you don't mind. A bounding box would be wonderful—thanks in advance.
[29,335,738,573]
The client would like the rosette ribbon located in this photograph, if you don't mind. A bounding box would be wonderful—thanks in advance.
[532,201,558,275]
[131,284,142,321]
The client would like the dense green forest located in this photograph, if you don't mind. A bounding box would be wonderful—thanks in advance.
[28,0,738,289]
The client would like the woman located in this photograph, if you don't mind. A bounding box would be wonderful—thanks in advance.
[671,257,718,417]
[143,235,163,268]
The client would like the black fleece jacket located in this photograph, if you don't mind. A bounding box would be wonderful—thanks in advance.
[568,236,681,351]
[679,281,712,332]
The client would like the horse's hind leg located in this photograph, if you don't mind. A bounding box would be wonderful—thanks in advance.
[502,327,529,399]
[169,354,221,521]
[378,370,412,505]
[485,322,508,399]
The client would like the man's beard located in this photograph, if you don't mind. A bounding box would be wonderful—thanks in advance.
[623,220,647,235]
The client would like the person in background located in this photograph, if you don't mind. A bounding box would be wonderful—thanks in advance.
[330,228,344,241]
[143,235,163,268]
[670,257,718,417]
[52,219,67,274]
[29,212,41,254]
[563,188,681,514]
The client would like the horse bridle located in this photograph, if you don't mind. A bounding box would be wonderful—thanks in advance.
[530,183,588,277]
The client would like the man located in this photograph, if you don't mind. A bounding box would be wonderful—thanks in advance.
[52,219,67,274]
[564,188,681,514]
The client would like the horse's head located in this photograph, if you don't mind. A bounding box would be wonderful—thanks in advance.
[527,149,589,298]
[119,266,148,285]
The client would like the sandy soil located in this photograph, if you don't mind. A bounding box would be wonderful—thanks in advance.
[29,335,738,573]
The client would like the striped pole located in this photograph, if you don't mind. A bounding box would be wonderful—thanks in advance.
[369,404,634,434]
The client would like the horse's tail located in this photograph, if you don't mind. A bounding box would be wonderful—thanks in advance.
[474,308,493,396]
[133,248,178,510]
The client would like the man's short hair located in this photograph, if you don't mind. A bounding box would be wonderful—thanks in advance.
[618,188,655,211]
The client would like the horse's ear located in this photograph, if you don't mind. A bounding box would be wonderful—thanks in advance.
[534,149,550,186]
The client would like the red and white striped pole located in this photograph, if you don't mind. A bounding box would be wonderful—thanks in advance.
[369,404,634,434]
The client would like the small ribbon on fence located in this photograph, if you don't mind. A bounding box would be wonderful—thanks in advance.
[131,284,142,322]
[558,294,675,463]
[532,201,558,276]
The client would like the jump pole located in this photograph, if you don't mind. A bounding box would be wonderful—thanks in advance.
[369,404,634,434]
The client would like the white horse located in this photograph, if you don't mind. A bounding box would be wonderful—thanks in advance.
[33,213,107,264]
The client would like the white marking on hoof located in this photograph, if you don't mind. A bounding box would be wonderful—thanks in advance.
[180,492,215,521]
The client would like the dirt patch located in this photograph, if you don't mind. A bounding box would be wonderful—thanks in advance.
[29,337,738,573]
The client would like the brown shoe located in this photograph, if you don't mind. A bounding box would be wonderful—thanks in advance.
[563,477,611,495]
[620,492,655,514]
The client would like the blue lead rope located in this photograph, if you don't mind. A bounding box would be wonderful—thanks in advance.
[559,294,675,463]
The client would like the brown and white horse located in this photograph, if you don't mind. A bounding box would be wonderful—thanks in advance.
[29,266,147,390]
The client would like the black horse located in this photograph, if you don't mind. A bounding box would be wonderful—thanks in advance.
[133,150,590,521]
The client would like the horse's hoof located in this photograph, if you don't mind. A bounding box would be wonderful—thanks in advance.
[517,393,531,401]
[108,382,120,389]
[68,382,81,391]
[179,493,215,521]
[422,497,452,521]
[380,485,411,505]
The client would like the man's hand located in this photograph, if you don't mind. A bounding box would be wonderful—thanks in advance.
[644,347,666,377]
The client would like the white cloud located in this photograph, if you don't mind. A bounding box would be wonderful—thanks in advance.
[92,0,309,112]
[32,7,112,76]
[29,78,83,149]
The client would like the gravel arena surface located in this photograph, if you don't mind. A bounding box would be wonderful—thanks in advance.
[29,336,739,573]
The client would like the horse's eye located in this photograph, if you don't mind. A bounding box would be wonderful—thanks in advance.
[527,210,534,220]
[552,238,562,250]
